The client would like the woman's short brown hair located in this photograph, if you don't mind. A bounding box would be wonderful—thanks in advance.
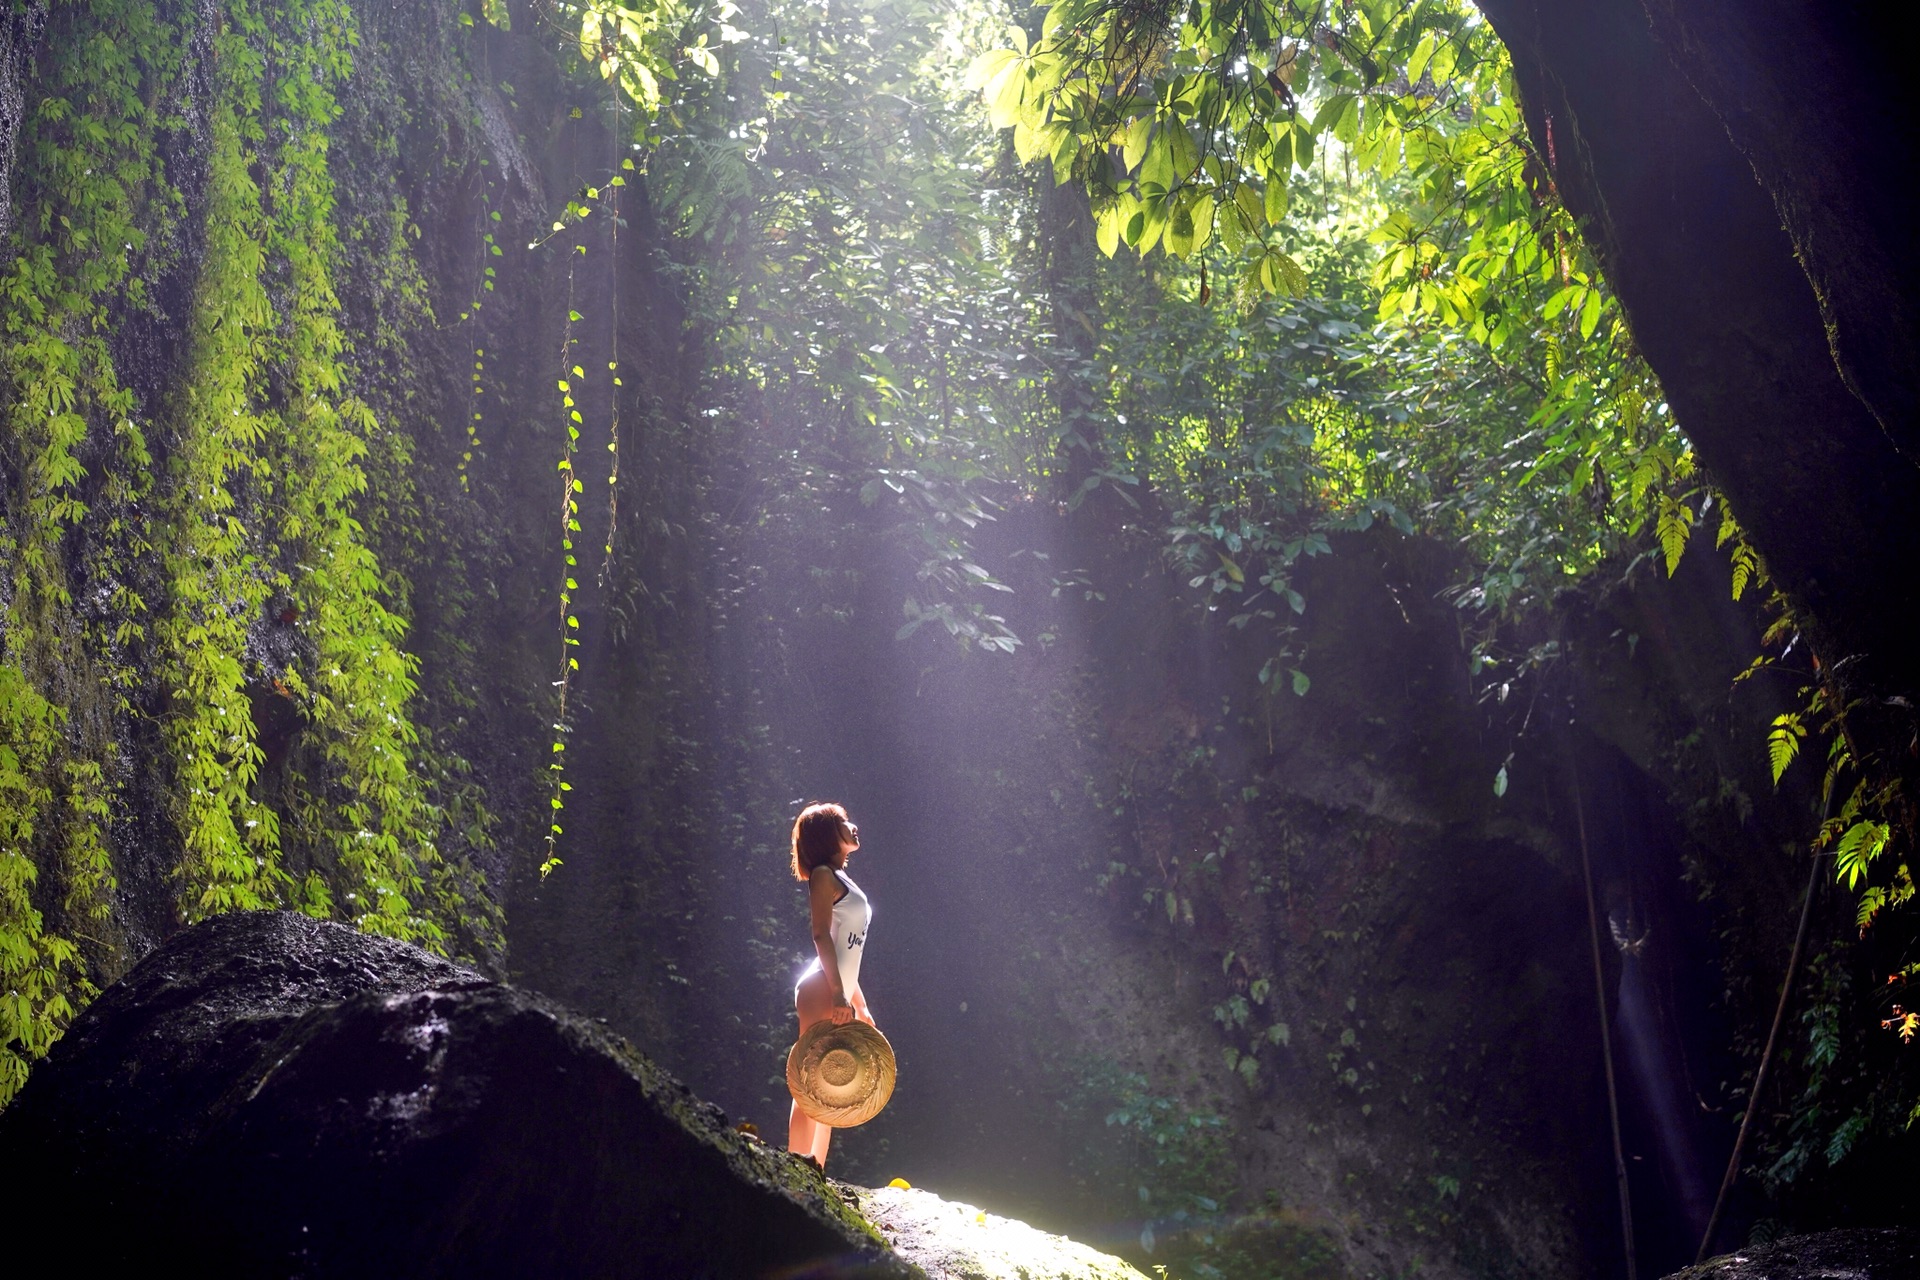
[791,802,851,881]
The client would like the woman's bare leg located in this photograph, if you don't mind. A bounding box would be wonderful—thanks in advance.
[789,970,835,1167]
[789,1097,825,1162]
[810,1112,831,1163]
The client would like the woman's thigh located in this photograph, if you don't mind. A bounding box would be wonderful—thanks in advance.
[794,968,835,1027]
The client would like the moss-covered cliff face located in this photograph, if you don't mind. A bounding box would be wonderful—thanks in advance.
[0,0,704,1096]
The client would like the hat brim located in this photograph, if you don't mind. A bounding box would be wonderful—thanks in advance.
[787,1019,896,1128]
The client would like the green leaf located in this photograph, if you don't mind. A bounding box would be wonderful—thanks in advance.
[1167,123,1199,181]
[1578,286,1603,339]
[1406,32,1437,85]
[1141,130,1175,190]
[1767,713,1804,784]
[1219,200,1245,252]
[1124,115,1154,172]
[1187,193,1214,253]
[963,49,1020,91]
[1656,495,1693,576]
[1730,543,1758,601]
[1835,820,1889,891]
[1236,182,1265,230]
[986,61,1029,130]
[1264,176,1289,224]
[1259,248,1308,296]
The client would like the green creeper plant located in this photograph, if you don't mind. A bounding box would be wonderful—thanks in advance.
[0,0,532,1102]
[532,153,631,878]
[0,0,184,1101]
[156,38,286,916]
[0,668,91,1102]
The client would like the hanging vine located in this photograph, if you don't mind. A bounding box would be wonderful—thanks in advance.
[542,231,586,879]
[157,14,286,917]
[0,0,183,1101]
[0,0,520,1103]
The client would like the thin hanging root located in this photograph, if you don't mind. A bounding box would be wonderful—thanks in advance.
[1695,835,1823,1263]
[1574,763,1637,1280]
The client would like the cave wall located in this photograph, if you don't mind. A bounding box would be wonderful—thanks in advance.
[1473,0,1920,700]
[515,454,1841,1275]
[1632,1,1920,467]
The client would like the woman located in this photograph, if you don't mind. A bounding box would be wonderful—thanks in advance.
[787,801,876,1169]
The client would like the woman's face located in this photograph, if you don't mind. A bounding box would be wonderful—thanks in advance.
[838,820,860,860]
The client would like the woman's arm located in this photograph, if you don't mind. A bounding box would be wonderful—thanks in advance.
[808,867,854,1024]
[850,983,874,1027]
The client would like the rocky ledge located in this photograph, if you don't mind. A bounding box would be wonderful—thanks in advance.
[6,910,1900,1280]
[0,911,914,1277]
[859,1184,1149,1280]
[1664,1229,1920,1279]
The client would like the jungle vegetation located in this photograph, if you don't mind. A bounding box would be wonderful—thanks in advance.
[0,0,1913,1265]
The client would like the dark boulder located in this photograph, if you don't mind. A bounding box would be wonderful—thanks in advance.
[1664,1228,1920,1279]
[0,911,915,1278]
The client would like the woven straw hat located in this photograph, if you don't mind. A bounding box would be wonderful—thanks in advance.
[786,1019,896,1128]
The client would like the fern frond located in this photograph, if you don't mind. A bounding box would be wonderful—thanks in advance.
[1835,819,1889,891]
[1768,712,1804,784]
[1730,543,1758,601]
[1656,494,1693,576]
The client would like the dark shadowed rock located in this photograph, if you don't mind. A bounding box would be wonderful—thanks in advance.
[1663,1229,1920,1280]
[0,911,918,1278]
[1475,0,1920,700]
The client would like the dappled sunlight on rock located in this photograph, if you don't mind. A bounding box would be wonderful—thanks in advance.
[860,1184,1149,1280]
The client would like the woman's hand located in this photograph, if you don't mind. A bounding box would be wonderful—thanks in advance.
[828,995,855,1026]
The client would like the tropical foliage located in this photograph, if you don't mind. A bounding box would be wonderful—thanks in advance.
[0,0,499,1103]
[2,0,1910,1242]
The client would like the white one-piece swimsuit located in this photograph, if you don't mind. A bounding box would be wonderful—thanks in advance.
[799,869,871,998]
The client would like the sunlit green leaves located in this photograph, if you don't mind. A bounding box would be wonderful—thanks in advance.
[562,0,734,117]
[1836,820,1890,892]
[1656,492,1694,576]
[969,0,1525,293]
[1769,713,1806,784]
[1251,243,1308,296]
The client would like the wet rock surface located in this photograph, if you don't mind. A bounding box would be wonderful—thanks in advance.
[1664,1229,1920,1279]
[0,911,916,1277]
[858,1185,1149,1280]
